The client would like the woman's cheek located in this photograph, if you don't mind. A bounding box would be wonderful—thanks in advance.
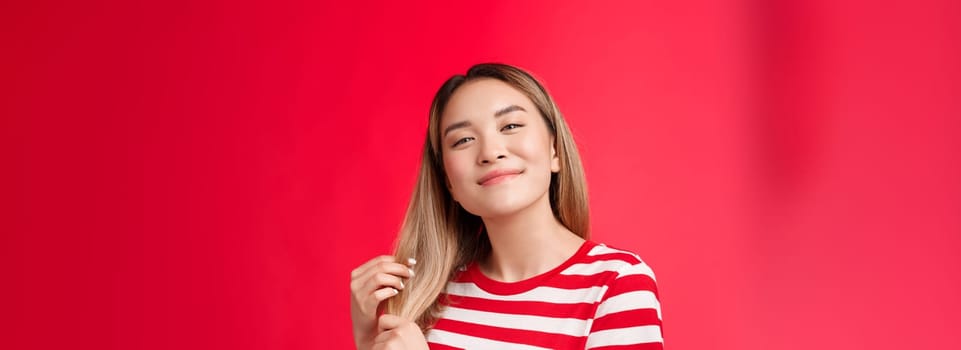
[517,137,551,167]
[443,156,472,189]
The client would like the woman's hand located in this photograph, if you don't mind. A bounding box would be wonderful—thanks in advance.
[350,255,415,350]
[372,314,429,350]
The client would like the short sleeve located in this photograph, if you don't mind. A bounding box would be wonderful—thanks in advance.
[585,260,663,350]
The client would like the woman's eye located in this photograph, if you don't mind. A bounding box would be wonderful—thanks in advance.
[452,137,473,147]
[501,123,523,131]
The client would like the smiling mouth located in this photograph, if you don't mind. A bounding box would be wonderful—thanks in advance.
[479,171,523,186]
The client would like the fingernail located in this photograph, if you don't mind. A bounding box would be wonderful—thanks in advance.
[408,268,416,277]
[391,288,399,295]
[407,257,417,265]
[399,280,405,289]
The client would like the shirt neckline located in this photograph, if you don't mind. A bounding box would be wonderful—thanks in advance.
[464,240,597,295]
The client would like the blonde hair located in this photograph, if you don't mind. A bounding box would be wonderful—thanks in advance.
[385,63,590,329]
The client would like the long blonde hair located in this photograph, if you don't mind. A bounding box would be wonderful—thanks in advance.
[385,63,591,329]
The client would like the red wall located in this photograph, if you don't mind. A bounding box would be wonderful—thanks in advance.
[4,1,959,349]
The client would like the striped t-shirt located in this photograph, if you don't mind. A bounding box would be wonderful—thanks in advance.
[425,240,663,349]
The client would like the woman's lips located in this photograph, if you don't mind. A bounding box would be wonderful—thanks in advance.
[478,170,523,186]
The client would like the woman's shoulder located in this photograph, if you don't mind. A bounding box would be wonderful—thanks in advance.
[578,240,657,281]
[582,241,651,266]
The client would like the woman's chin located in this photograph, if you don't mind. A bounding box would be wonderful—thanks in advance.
[464,198,537,220]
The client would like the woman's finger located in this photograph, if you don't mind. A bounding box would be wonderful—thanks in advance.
[363,272,405,293]
[362,287,399,316]
[373,327,393,345]
[354,262,413,292]
[377,314,406,333]
[351,259,412,296]
[350,255,395,280]
[373,314,428,350]
[364,260,415,280]
[372,287,400,303]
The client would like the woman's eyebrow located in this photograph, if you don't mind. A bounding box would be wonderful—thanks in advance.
[443,121,471,138]
[494,104,526,117]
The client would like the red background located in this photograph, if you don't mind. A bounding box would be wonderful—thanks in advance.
[3,1,960,349]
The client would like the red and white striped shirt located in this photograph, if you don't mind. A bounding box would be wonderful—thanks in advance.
[425,240,663,349]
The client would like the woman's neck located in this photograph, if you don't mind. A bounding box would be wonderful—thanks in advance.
[479,195,585,282]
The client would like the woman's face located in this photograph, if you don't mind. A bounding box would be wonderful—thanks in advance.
[440,78,560,218]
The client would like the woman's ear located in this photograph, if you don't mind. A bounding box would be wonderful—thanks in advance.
[551,140,561,173]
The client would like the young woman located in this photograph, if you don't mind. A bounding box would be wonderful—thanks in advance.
[350,63,663,350]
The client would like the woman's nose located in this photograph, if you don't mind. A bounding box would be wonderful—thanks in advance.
[477,138,507,164]
[480,154,507,164]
